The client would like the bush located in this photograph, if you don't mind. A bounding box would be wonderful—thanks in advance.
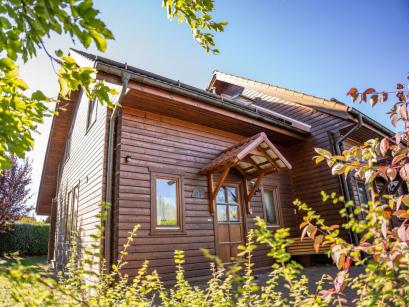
[0,222,49,256]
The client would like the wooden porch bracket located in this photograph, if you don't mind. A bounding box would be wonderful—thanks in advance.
[242,171,266,214]
[208,166,231,215]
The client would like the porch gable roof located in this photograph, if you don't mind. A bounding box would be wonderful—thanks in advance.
[200,132,292,177]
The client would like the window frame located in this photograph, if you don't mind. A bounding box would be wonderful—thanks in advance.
[63,137,71,164]
[216,185,241,224]
[63,184,80,245]
[261,186,282,228]
[86,98,98,132]
[150,172,185,235]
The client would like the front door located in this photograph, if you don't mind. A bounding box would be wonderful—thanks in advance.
[215,184,245,263]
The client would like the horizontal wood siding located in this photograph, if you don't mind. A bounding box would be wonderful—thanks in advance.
[54,92,108,271]
[116,107,296,281]
[254,99,348,232]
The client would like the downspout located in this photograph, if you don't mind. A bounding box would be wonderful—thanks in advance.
[330,113,363,246]
[104,71,131,270]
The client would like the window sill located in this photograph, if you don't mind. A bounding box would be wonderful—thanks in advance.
[149,230,187,237]
[266,224,281,229]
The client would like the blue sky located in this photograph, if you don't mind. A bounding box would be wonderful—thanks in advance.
[21,0,409,215]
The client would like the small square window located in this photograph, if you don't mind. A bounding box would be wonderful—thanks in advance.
[262,187,281,226]
[151,173,185,234]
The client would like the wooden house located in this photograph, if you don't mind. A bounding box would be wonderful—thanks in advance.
[36,49,395,282]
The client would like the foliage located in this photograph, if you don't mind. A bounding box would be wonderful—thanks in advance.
[163,0,227,54]
[0,0,225,170]
[0,157,32,232]
[0,219,322,306]
[0,222,49,256]
[0,0,115,170]
[309,80,409,305]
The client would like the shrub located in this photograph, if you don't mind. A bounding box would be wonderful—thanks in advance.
[0,222,49,256]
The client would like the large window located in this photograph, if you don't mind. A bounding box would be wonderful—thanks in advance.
[262,187,281,226]
[151,173,184,234]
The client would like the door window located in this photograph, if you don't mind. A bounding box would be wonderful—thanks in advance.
[216,186,240,222]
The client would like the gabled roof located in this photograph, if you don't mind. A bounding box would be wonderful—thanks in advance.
[71,49,311,136]
[209,71,394,137]
[200,132,291,176]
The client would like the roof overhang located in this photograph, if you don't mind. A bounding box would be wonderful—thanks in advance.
[36,92,81,215]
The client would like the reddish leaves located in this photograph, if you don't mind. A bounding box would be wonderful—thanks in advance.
[399,104,408,120]
[393,210,409,219]
[380,92,388,103]
[380,138,390,156]
[370,95,379,106]
[347,88,359,102]
[360,88,376,103]
[399,163,409,181]
[314,234,324,253]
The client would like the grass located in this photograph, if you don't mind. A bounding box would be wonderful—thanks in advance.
[1,255,48,269]
[0,255,49,304]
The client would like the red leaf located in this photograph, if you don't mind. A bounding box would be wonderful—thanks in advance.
[399,104,408,119]
[301,225,309,241]
[314,235,324,253]
[393,210,409,219]
[380,138,390,156]
[395,133,402,145]
[397,83,404,90]
[399,163,409,181]
[391,114,398,127]
[397,92,407,103]
[398,225,406,241]
[386,168,397,181]
[392,153,405,165]
[383,207,393,220]
[347,88,359,102]
[342,257,352,271]
[370,95,379,106]
[309,226,318,240]
[363,88,376,95]
[380,92,388,103]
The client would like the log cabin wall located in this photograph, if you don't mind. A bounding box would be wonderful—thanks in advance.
[54,91,108,271]
[253,99,350,234]
[115,106,297,282]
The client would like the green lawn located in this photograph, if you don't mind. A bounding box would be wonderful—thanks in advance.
[1,255,48,269]
[0,255,49,305]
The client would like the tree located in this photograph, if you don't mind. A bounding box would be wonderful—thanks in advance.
[0,157,32,232]
[306,81,409,305]
[0,0,227,170]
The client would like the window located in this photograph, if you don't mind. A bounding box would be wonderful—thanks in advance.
[65,185,79,243]
[63,138,71,163]
[151,173,184,234]
[216,186,240,223]
[262,187,281,226]
[86,98,98,131]
[356,181,369,204]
